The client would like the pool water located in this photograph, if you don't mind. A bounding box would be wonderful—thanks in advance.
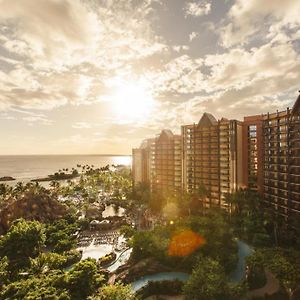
[108,248,133,272]
[131,272,190,292]
[131,240,253,291]
[229,240,253,282]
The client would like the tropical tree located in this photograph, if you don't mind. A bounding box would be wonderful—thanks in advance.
[183,255,245,300]
[0,219,45,270]
[178,190,192,216]
[67,258,104,299]
[265,249,300,300]
[190,183,208,214]
[92,282,140,300]
[0,256,9,286]
[133,182,151,208]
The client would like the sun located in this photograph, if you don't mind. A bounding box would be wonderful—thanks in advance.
[110,81,155,122]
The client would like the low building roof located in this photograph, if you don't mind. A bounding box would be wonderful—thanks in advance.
[90,220,100,225]
[100,220,110,224]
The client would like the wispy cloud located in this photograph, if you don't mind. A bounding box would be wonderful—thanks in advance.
[184,1,211,17]
[0,0,299,154]
[72,122,92,129]
[0,0,168,112]
[189,32,199,41]
[219,0,300,47]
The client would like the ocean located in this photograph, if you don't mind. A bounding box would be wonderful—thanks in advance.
[0,155,132,183]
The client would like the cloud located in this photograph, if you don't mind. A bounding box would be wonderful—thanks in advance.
[172,45,190,52]
[0,0,100,68]
[142,39,300,128]
[22,115,53,126]
[220,0,300,47]
[0,112,16,120]
[0,0,299,155]
[204,42,300,92]
[189,32,199,42]
[146,55,204,95]
[0,0,168,111]
[184,1,211,17]
[72,122,92,129]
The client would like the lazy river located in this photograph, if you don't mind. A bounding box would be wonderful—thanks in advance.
[131,272,190,292]
[130,240,253,291]
[230,240,253,282]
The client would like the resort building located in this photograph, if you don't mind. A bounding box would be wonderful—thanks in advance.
[242,115,264,193]
[132,92,300,222]
[263,95,300,221]
[150,130,182,197]
[132,138,154,186]
[181,113,244,208]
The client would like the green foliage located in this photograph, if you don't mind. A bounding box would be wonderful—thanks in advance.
[0,219,45,270]
[1,259,104,300]
[224,189,278,247]
[187,211,238,272]
[264,250,300,298]
[120,225,135,239]
[0,256,9,286]
[183,256,245,300]
[132,182,151,208]
[247,248,300,299]
[67,258,104,299]
[92,282,139,300]
[45,219,78,253]
[252,233,272,247]
[246,250,267,289]
[1,271,69,300]
[0,167,136,298]
[138,280,183,298]
[131,211,238,273]
[131,231,158,260]
[29,253,67,274]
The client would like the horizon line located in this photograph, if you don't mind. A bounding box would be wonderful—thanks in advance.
[0,154,132,156]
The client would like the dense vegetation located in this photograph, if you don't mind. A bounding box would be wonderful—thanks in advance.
[130,210,238,273]
[130,183,300,299]
[0,165,135,299]
[0,165,299,299]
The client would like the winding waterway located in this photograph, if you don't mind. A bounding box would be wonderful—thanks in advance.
[130,240,253,291]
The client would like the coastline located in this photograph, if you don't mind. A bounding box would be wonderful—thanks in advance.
[0,154,132,184]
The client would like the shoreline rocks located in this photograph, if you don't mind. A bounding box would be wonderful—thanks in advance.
[0,176,16,182]
[31,173,79,182]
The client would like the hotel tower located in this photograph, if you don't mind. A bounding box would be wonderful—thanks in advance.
[132,93,300,222]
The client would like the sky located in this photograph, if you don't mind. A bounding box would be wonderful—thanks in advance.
[0,0,299,155]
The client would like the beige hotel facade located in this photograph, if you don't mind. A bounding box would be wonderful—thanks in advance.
[132,94,300,221]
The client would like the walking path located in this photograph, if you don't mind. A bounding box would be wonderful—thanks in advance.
[108,274,116,285]
[246,269,279,299]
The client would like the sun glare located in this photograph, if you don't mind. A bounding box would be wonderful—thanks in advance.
[110,81,155,121]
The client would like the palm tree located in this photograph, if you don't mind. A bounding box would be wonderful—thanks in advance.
[30,254,48,275]
[13,182,24,196]
[193,183,208,214]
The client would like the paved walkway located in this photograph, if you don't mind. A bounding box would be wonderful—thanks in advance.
[108,274,116,285]
[246,269,279,299]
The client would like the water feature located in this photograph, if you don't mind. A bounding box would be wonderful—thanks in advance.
[78,241,113,260]
[102,205,125,218]
[107,248,133,272]
[130,240,253,292]
[229,240,253,282]
[131,272,190,292]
